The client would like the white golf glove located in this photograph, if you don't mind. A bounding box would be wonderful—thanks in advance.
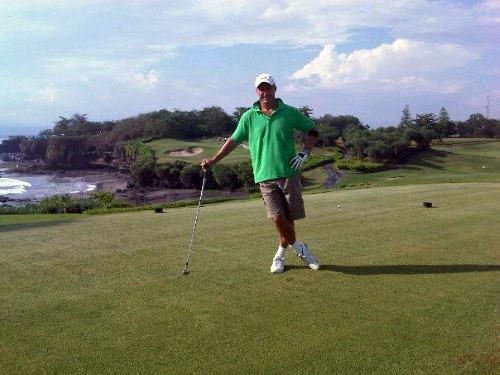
[290,150,310,170]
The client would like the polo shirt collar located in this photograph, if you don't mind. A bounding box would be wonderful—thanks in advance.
[253,98,284,113]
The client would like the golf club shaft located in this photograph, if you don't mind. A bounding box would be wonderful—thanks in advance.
[182,172,207,274]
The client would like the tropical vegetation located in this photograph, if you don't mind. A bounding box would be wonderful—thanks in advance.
[1,105,499,192]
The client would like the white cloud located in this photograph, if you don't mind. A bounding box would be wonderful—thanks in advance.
[130,70,163,90]
[41,54,165,90]
[290,39,479,93]
[2,1,498,49]
[28,83,61,104]
[484,0,500,9]
[1,0,498,127]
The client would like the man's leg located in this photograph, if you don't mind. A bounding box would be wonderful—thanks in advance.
[273,215,295,247]
[261,177,319,272]
[274,214,319,270]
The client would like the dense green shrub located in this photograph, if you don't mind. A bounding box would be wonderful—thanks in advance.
[0,203,40,215]
[405,128,432,151]
[211,164,240,190]
[344,126,370,158]
[36,194,100,214]
[391,139,411,160]
[180,164,204,189]
[336,158,385,172]
[0,136,27,153]
[126,140,158,187]
[236,160,257,192]
[90,191,129,208]
[365,141,393,162]
[302,153,338,171]
[45,136,90,168]
[155,161,187,188]
[19,138,48,160]
[0,192,129,215]
[91,191,115,206]
[157,160,255,192]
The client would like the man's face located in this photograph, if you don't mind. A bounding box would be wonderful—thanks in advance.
[256,83,276,105]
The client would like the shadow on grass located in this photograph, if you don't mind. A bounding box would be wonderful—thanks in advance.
[405,149,449,170]
[286,264,500,275]
[0,219,78,233]
[399,166,422,171]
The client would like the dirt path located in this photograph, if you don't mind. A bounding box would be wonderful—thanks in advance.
[323,164,343,187]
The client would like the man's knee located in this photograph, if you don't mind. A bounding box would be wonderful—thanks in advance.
[272,214,289,224]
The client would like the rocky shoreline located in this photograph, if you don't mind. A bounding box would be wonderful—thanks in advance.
[1,165,247,206]
[58,169,247,205]
[1,161,343,206]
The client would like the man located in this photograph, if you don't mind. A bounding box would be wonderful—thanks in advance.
[201,73,319,273]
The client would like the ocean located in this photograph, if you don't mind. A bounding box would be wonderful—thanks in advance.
[0,168,97,203]
[2,135,99,203]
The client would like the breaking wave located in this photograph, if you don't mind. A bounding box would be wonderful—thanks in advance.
[0,173,97,201]
[0,177,32,195]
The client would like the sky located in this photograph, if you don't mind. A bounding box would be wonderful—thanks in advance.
[1,0,499,135]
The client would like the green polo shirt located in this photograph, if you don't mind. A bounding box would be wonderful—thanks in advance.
[231,98,315,183]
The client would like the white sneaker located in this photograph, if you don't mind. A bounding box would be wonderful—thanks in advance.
[293,243,320,270]
[270,256,285,273]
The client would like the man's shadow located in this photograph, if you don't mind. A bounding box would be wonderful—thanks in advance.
[285,264,500,275]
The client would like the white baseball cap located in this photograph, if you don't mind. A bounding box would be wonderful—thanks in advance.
[255,73,275,87]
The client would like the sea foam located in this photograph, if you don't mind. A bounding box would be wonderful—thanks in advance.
[0,177,32,195]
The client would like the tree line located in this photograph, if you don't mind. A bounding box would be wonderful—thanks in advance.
[1,105,498,190]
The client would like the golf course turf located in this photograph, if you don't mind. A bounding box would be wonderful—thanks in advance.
[1,139,499,374]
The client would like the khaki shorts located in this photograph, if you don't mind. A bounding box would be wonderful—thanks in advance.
[259,175,305,221]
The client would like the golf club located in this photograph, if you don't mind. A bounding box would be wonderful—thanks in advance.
[181,171,207,275]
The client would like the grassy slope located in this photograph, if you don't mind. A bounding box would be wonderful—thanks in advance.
[304,138,500,189]
[1,139,499,374]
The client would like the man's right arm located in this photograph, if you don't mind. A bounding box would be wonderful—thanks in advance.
[201,137,238,171]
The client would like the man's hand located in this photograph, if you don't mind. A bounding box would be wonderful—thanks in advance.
[200,137,238,172]
[200,158,214,172]
[290,150,310,170]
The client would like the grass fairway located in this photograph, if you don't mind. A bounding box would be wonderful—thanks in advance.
[307,138,500,189]
[147,137,250,164]
[1,183,499,374]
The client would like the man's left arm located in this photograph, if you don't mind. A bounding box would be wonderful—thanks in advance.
[290,128,319,170]
[303,128,319,154]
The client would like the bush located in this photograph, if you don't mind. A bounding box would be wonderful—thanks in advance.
[365,141,393,162]
[128,142,157,187]
[155,161,187,188]
[211,164,240,190]
[405,128,432,151]
[90,191,129,209]
[0,203,40,215]
[236,160,257,193]
[90,191,115,205]
[0,192,129,215]
[180,164,204,189]
[336,158,385,172]
[302,153,337,171]
[19,138,48,160]
[391,139,411,160]
[36,194,101,214]
[45,136,89,168]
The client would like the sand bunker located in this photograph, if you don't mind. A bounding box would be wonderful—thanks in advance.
[169,147,204,157]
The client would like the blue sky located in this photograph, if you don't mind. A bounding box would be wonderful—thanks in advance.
[1,0,499,134]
